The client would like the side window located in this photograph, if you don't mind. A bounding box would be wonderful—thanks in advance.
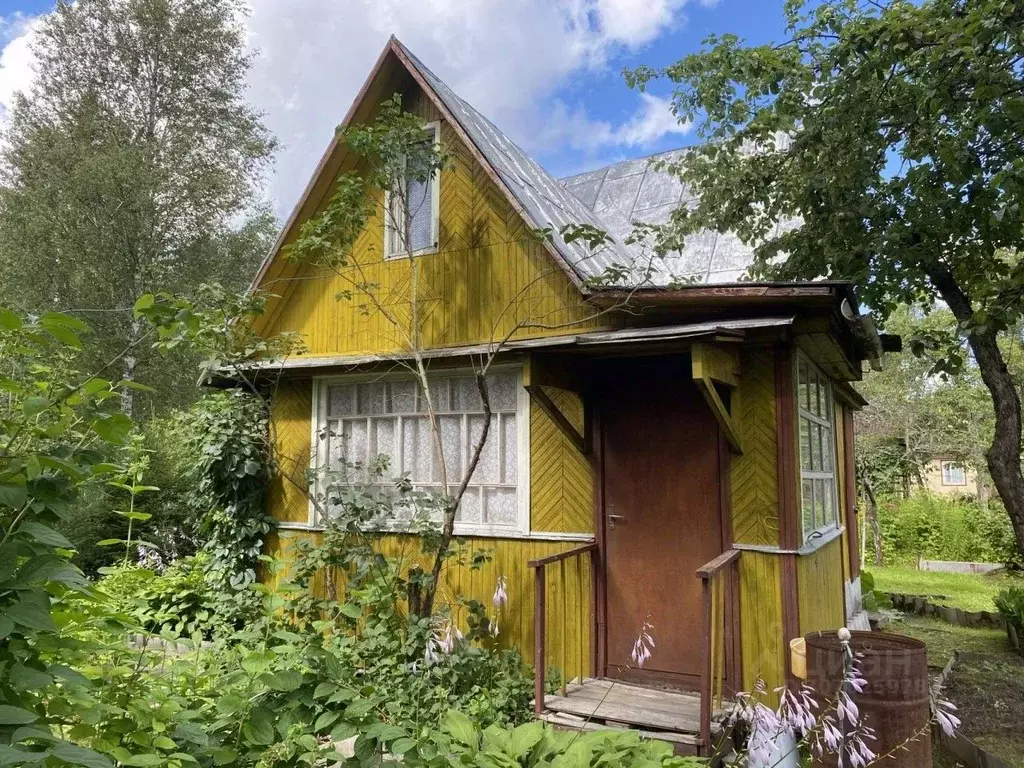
[796,354,839,543]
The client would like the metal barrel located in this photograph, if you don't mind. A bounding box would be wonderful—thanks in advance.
[805,630,931,767]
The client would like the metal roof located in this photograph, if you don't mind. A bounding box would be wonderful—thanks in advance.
[397,41,776,289]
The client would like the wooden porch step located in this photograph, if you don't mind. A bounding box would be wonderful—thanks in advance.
[538,678,724,738]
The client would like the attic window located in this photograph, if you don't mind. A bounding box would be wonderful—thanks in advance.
[384,122,440,258]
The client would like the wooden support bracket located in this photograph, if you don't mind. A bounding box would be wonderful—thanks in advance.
[525,384,588,456]
[692,343,744,454]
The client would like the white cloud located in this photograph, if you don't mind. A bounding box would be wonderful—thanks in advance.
[539,92,690,152]
[0,14,40,124]
[0,0,700,211]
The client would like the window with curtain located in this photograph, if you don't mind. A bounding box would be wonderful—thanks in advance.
[941,461,967,486]
[313,369,524,534]
[384,123,439,258]
[797,354,839,543]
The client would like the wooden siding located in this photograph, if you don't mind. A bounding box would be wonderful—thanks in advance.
[266,529,593,683]
[254,86,600,357]
[531,387,593,534]
[269,379,314,524]
[730,349,779,547]
[796,537,846,635]
[738,551,786,695]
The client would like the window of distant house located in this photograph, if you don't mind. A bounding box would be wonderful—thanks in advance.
[941,461,967,486]
[311,368,527,536]
[796,354,839,543]
[384,122,440,258]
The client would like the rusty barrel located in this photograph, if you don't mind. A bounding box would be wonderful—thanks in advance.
[805,631,931,767]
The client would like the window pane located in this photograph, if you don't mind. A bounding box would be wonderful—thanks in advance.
[489,373,518,412]
[456,487,482,523]
[810,423,822,471]
[452,376,483,412]
[820,427,833,472]
[340,420,368,479]
[798,361,810,411]
[802,479,815,538]
[402,416,432,482]
[484,487,518,525]
[502,413,517,484]
[388,380,417,413]
[356,383,385,414]
[328,385,355,417]
[468,414,498,484]
[407,172,434,252]
[436,414,463,481]
[800,419,812,471]
[370,418,397,477]
[823,480,836,526]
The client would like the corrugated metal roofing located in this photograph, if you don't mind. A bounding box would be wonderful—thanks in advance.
[398,41,773,288]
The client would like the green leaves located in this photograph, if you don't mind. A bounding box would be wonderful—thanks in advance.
[442,709,478,747]
[0,705,39,725]
[7,590,57,632]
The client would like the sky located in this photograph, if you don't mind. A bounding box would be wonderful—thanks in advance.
[0,0,789,218]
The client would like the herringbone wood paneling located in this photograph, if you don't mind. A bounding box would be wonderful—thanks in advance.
[268,380,313,524]
[255,86,600,357]
[730,349,780,546]
[530,388,594,534]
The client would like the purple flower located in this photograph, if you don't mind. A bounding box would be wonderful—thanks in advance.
[492,575,508,609]
[934,699,961,737]
[630,618,656,668]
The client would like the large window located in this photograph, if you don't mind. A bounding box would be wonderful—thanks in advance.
[797,354,839,543]
[311,368,527,535]
[384,122,439,258]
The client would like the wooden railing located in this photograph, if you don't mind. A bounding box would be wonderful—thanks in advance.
[529,542,598,716]
[696,548,741,752]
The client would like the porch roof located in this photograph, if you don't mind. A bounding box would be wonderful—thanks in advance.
[228,316,795,374]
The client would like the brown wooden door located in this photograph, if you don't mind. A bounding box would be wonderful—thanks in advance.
[600,357,724,689]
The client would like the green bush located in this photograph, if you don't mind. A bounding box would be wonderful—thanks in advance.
[995,586,1024,634]
[877,492,1020,568]
[98,555,222,637]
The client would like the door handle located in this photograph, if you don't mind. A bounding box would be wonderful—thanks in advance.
[608,514,625,529]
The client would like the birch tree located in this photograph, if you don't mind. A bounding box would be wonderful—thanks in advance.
[0,0,276,417]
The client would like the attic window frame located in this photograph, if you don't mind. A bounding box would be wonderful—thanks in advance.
[383,121,441,260]
[940,460,967,487]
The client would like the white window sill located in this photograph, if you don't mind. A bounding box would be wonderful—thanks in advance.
[798,524,845,555]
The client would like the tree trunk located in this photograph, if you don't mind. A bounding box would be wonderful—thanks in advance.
[929,265,1024,561]
[861,467,883,567]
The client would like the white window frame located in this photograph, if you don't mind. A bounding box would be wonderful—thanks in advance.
[383,121,440,259]
[795,352,840,544]
[940,460,967,487]
[307,364,531,538]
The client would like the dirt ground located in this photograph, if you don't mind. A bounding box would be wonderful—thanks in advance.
[885,614,1024,767]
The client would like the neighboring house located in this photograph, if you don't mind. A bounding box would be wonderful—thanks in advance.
[250,38,885,755]
[923,456,980,497]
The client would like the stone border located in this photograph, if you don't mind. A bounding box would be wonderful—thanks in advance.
[931,650,1014,768]
[886,593,1006,630]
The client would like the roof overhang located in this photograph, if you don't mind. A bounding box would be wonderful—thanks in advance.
[215,317,796,380]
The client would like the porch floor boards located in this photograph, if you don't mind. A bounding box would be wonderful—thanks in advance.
[537,678,725,750]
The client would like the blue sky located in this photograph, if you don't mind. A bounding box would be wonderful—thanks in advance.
[0,0,790,215]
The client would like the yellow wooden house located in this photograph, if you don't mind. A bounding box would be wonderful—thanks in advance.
[251,37,887,755]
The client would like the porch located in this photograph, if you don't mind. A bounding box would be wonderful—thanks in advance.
[529,543,741,758]
[537,678,729,755]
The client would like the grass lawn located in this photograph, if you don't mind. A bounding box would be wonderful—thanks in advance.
[886,615,1024,767]
[866,565,1022,613]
